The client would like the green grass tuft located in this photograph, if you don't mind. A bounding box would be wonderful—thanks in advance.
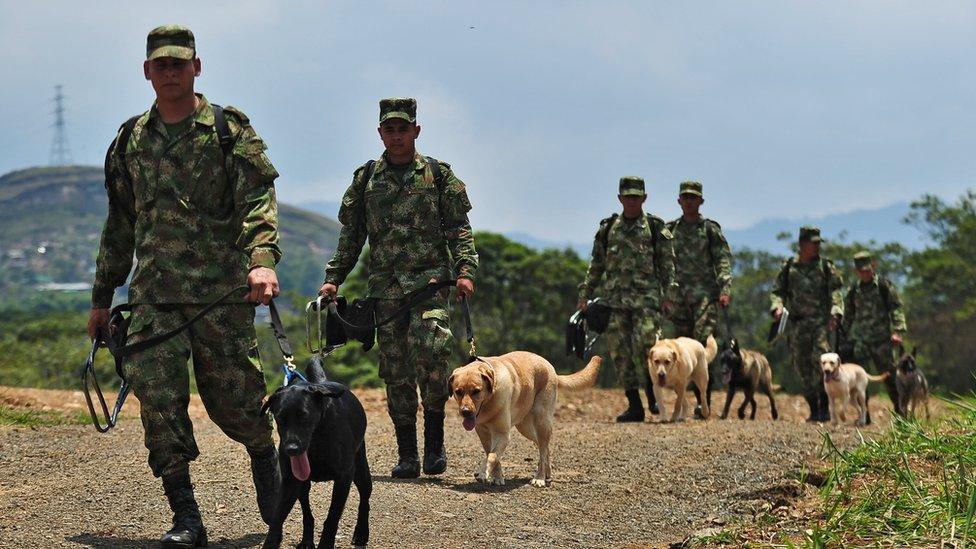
[0,403,91,427]
[809,394,976,547]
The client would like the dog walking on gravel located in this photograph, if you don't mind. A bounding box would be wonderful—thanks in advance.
[449,352,601,487]
[821,352,889,427]
[648,335,718,422]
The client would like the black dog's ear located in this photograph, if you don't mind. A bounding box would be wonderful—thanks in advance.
[261,389,283,416]
[305,354,329,384]
[305,384,345,399]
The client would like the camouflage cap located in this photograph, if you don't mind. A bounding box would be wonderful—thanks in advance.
[853,251,873,270]
[146,25,195,60]
[618,176,646,197]
[798,225,823,243]
[379,97,417,124]
[679,180,703,197]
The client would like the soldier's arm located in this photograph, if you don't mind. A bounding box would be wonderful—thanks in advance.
[769,262,787,313]
[828,262,844,317]
[438,163,478,281]
[887,280,908,334]
[227,109,282,271]
[578,222,608,302]
[710,221,733,297]
[91,133,136,309]
[655,222,678,303]
[323,168,369,286]
[842,283,855,333]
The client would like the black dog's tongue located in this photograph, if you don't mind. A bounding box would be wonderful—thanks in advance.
[290,452,311,481]
[723,370,732,384]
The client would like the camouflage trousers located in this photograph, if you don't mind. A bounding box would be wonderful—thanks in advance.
[853,338,900,411]
[670,294,716,343]
[375,292,453,427]
[604,307,659,391]
[786,319,830,398]
[123,303,273,478]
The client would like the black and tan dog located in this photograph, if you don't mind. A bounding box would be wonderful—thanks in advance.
[261,356,371,549]
[717,339,778,420]
[896,348,930,420]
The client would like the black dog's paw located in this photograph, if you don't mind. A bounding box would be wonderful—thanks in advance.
[294,539,314,549]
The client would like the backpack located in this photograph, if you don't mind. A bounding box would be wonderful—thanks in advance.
[601,212,662,252]
[357,156,444,198]
[105,104,235,188]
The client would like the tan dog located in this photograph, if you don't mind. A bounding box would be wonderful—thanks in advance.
[448,352,601,487]
[820,352,889,427]
[648,335,717,422]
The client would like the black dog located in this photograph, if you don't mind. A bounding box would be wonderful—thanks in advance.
[261,356,372,549]
[718,339,779,420]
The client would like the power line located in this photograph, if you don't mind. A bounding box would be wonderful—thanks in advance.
[50,84,72,166]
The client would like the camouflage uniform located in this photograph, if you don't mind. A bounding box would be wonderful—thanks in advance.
[769,226,844,420]
[666,181,732,342]
[579,177,677,396]
[93,93,280,477]
[842,251,908,412]
[323,104,477,428]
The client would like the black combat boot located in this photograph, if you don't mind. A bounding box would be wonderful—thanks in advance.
[391,423,420,479]
[803,393,818,423]
[816,389,831,422]
[247,445,281,525]
[884,374,902,417]
[422,410,448,475]
[160,471,207,548]
[616,389,645,423]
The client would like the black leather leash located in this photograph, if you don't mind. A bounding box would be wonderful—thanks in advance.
[326,280,456,332]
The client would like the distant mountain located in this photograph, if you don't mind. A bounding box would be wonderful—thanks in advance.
[723,202,926,252]
[505,202,928,255]
[303,200,341,220]
[0,166,341,299]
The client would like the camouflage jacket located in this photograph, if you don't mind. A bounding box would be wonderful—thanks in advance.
[842,274,907,344]
[579,212,677,310]
[91,95,281,307]
[323,152,478,299]
[666,215,732,301]
[769,255,844,322]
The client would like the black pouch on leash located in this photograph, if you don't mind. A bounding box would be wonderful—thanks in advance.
[585,300,612,334]
[344,297,378,351]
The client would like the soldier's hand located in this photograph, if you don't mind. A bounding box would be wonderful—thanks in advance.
[246,267,280,305]
[718,294,731,308]
[577,300,588,312]
[88,308,110,341]
[662,299,675,317]
[828,314,841,332]
[772,307,783,321]
[319,282,338,299]
[456,278,474,302]
[891,333,904,345]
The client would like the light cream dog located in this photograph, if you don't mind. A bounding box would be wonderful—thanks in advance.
[648,335,717,422]
[448,352,601,487]
[820,352,889,427]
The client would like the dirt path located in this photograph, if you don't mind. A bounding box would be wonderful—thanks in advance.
[0,385,894,548]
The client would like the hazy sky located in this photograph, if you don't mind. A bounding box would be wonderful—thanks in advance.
[2,1,973,243]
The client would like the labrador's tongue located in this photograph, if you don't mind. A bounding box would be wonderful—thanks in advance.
[462,416,476,431]
[290,452,311,481]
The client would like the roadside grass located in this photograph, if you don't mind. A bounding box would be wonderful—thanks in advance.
[0,403,91,427]
[807,394,976,547]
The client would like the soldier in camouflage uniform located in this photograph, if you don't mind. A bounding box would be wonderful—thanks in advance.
[86,26,281,546]
[842,251,908,415]
[578,177,677,422]
[666,181,732,417]
[770,226,844,422]
[321,98,477,479]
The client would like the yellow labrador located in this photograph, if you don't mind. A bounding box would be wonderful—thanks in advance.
[648,336,717,422]
[448,352,601,487]
[820,352,889,427]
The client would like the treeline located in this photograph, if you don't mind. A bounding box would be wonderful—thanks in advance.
[0,190,973,394]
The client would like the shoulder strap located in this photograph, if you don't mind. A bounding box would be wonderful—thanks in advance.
[106,115,140,187]
[782,256,795,298]
[426,156,444,189]
[705,219,716,267]
[601,213,619,251]
[210,104,234,158]
[646,213,659,249]
[356,159,377,205]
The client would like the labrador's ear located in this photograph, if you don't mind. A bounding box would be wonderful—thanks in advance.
[478,364,495,394]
